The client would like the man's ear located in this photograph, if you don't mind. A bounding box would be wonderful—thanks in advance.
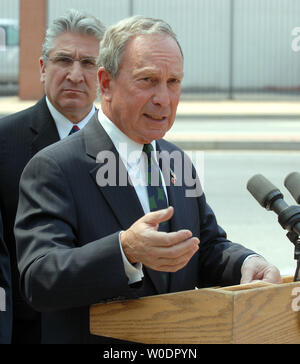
[39,56,46,83]
[98,67,114,102]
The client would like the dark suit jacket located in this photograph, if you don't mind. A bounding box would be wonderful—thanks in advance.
[0,96,60,342]
[15,113,255,344]
[0,209,12,344]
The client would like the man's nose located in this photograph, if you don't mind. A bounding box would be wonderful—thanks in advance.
[66,61,84,83]
[152,83,170,107]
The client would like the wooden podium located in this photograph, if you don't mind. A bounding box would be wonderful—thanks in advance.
[90,276,300,344]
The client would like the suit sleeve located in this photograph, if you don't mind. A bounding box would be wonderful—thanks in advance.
[171,145,256,287]
[15,153,138,312]
[196,192,256,286]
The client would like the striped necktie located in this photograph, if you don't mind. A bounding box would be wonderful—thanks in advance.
[68,125,80,135]
[143,143,168,214]
[143,143,170,291]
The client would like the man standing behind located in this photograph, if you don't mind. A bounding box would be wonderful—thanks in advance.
[15,16,281,344]
[0,9,105,343]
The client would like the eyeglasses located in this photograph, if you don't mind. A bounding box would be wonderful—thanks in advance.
[45,55,97,70]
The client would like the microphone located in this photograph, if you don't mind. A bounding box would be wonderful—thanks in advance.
[247,173,300,281]
[247,174,300,237]
[284,172,300,204]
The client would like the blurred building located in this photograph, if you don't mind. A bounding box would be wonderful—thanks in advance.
[1,0,300,100]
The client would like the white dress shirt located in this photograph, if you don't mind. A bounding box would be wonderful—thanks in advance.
[47,103,257,285]
[97,108,259,285]
[46,97,96,139]
[98,108,168,284]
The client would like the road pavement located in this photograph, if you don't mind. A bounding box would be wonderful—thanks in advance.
[203,150,300,276]
[1,96,300,150]
[1,96,300,276]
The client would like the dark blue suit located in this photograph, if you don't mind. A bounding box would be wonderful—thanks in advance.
[0,209,12,343]
[15,113,255,343]
[0,96,60,343]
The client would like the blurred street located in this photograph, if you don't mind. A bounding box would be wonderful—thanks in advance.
[203,150,300,277]
[2,95,300,151]
[1,95,300,276]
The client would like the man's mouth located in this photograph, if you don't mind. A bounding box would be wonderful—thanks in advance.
[64,89,84,94]
[144,113,167,121]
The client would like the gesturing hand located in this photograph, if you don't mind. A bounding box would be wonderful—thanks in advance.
[120,206,200,272]
[240,256,282,284]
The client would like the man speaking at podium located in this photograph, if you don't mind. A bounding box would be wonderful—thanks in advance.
[14,16,281,344]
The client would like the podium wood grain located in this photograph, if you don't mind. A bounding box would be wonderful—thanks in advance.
[90,276,300,344]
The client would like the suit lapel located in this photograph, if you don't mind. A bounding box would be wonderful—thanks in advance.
[84,115,145,230]
[156,141,189,232]
[30,96,60,155]
[84,119,190,294]
[141,141,189,294]
[156,141,196,293]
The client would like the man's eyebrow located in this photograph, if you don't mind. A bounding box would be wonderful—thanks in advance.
[134,67,160,75]
[53,51,96,59]
[53,51,72,56]
[134,67,183,79]
[171,72,184,80]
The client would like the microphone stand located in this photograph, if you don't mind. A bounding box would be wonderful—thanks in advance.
[277,205,300,282]
[286,232,300,282]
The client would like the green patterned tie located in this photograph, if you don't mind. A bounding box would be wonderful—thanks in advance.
[143,143,168,214]
[143,143,169,291]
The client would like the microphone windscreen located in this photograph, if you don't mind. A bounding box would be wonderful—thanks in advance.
[247,174,281,208]
[284,172,300,204]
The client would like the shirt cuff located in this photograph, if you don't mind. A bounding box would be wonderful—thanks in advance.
[241,254,263,270]
[119,231,144,284]
[243,254,262,263]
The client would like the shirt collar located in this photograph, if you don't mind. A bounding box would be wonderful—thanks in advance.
[97,108,157,168]
[46,96,96,139]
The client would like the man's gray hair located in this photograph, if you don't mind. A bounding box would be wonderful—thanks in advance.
[97,15,183,78]
[42,9,106,61]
